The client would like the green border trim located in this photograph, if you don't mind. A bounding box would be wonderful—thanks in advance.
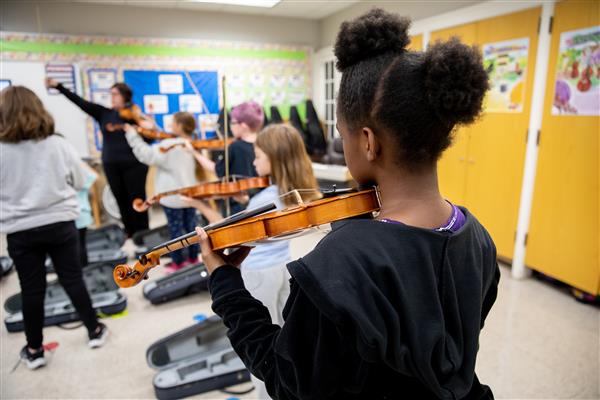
[0,39,307,60]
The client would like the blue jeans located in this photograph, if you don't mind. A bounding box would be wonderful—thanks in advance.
[162,207,199,265]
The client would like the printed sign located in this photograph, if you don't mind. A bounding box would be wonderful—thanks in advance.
[179,94,203,113]
[159,74,184,94]
[144,94,169,114]
[483,38,529,113]
[552,26,600,116]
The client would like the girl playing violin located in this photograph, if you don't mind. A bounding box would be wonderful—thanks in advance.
[46,78,150,237]
[185,123,317,400]
[196,9,499,400]
[124,112,206,272]
[0,86,108,370]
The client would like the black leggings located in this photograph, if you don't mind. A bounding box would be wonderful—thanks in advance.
[7,221,99,349]
[103,161,149,237]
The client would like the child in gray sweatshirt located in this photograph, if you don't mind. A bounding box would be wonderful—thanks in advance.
[0,86,108,370]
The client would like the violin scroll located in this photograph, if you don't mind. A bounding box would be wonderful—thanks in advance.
[113,252,161,288]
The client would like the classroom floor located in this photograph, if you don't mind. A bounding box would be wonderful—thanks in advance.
[0,211,598,399]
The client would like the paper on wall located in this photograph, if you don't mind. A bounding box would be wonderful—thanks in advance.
[143,95,169,114]
[159,74,184,94]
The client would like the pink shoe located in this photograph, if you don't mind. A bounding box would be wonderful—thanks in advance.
[163,261,185,274]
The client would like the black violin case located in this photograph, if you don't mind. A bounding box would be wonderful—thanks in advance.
[143,262,209,305]
[132,225,171,258]
[4,263,127,332]
[147,315,251,400]
[45,224,127,272]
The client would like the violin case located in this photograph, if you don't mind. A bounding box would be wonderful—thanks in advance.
[45,224,127,272]
[147,315,251,400]
[4,263,127,332]
[132,225,171,258]
[143,261,209,305]
[0,256,15,281]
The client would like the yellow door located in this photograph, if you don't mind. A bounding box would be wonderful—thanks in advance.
[409,34,423,51]
[526,0,600,294]
[464,7,541,259]
[431,23,478,205]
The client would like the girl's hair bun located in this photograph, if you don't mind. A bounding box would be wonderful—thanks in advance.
[334,8,411,71]
[424,37,489,125]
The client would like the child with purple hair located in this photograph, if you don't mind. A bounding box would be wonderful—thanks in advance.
[190,101,264,213]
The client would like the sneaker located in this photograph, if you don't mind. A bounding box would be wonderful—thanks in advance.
[20,345,46,370]
[88,322,109,349]
[164,261,185,274]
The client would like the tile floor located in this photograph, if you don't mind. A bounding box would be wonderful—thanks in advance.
[0,215,598,399]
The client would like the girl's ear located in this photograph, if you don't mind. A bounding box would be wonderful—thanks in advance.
[362,127,381,162]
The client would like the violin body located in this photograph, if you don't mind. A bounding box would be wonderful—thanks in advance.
[114,188,380,288]
[132,176,270,212]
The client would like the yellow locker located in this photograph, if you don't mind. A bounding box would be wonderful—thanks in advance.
[409,34,423,51]
[465,8,541,259]
[526,0,600,294]
[431,24,478,206]
[431,8,541,259]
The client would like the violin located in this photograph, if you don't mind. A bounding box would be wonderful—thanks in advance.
[114,187,380,287]
[159,139,225,153]
[132,175,270,212]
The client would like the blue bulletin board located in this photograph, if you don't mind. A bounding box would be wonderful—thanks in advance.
[123,70,219,138]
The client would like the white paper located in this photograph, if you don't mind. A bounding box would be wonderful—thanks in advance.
[288,92,305,105]
[159,74,184,94]
[92,92,113,108]
[179,94,203,113]
[143,95,169,114]
[271,91,286,105]
[90,71,116,90]
[288,74,304,88]
[162,114,174,133]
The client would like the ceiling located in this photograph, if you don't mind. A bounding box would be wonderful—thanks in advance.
[71,0,362,19]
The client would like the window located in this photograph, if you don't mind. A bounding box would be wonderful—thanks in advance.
[324,60,337,139]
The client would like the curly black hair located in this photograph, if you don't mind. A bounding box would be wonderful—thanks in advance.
[334,8,489,168]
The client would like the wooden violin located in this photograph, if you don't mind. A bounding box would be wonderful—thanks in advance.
[132,175,270,212]
[159,139,225,153]
[114,187,380,288]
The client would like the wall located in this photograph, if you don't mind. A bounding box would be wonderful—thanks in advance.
[0,1,320,48]
[318,0,479,49]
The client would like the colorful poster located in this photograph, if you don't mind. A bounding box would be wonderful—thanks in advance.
[483,38,529,113]
[552,26,600,116]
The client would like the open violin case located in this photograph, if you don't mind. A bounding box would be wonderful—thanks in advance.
[4,263,127,332]
[45,224,127,272]
[132,225,171,258]
[143,261,209,305]
[147,315,251,400]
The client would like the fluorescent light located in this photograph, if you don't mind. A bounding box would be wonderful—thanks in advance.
[187,0,281,8]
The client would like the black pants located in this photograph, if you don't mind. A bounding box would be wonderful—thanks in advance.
[78,227,88,267]
[7,221,98,349]
[103,161,149,237]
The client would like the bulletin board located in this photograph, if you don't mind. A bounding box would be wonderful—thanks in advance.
[0,31,312,157]
[123,70,219,138]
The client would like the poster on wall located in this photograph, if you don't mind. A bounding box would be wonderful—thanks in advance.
[124,70,219,137]
[87,68,117,151]
[482,38,529,113]
[45,63,77,95]
[552,26,600,116]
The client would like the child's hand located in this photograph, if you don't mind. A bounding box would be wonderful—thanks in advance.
[124,123,137,135]
[139,119,154,130]
[233,194,249,204]
[195,227,252,274]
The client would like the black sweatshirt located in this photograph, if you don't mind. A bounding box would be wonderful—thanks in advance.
[56,84,140,163]
[209,208,500,400]
[215,140,257,178]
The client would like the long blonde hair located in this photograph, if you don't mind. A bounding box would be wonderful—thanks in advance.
[0,86,55,143]
[256,124,318,205]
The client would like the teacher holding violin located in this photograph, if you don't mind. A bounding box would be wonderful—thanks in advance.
[45,78,150,237]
